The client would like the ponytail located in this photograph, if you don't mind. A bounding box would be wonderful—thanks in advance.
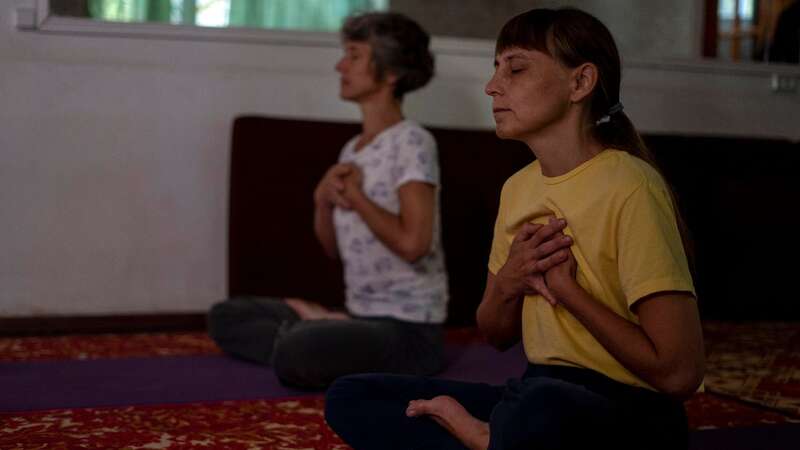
[595,109,694,267]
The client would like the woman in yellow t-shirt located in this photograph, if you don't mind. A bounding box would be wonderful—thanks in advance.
[325,8,705,450]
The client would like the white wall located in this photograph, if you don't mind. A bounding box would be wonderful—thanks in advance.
[1,0,799,316]
[395,0,702,59]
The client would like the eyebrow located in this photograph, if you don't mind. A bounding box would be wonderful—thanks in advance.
[493,53,529,67]
[345,46,364,55]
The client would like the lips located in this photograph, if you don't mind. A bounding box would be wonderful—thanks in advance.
[493,108,510,114]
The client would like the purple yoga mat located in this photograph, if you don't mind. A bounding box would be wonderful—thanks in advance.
[0,342,526,412]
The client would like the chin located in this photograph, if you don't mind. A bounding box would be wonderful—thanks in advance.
[493,123,518,140]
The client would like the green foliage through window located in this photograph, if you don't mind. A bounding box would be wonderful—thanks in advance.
[87,0,389,31]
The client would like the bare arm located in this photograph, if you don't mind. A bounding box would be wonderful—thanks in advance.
[313,203,339,259]
[343,172,436,263]
[312,163,354,260]
[476,272,523,350]
[546,254,705,398]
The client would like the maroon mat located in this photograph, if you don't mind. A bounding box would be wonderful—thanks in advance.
[0,340,524,412]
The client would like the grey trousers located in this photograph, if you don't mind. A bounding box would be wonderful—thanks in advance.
[207,296,446,390]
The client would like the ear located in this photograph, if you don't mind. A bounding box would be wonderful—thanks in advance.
[570,63,598,103]
[384,71,399,87]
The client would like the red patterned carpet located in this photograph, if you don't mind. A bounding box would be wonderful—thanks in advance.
[1,397,348,450]
[0,331,220,362]
[1,394,797,449]
[2,321,799,449]
[703,321,800,417]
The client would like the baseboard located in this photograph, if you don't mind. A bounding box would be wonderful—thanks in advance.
[0,313,207,336]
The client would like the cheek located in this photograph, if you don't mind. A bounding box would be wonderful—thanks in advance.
[353,66,374,84]
[543,75,572,102]
[511,88,542,118]
[526,79,568,112]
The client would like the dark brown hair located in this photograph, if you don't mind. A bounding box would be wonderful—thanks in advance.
[342,12,434,99]
[497,8,693,260]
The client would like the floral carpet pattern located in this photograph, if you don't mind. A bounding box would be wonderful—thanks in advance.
[686,392,800,429]
[703,321,800,417]
[1,393,797,449]
[0,332,220,362]
[1,397,348,450]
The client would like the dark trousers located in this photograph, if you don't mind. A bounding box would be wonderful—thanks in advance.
[325,364,688,450]
[207,296,445,389]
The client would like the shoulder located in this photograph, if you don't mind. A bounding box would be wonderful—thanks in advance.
[599,150,669,197]
[597,150,674,213]
[339,135,359,159]
[501,161,540,197]
[394,120,436,150]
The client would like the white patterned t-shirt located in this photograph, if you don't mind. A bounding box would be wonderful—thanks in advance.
[332,120,449,323]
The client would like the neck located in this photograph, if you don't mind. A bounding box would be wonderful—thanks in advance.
[358,94,404,142]
[524,109,604,177]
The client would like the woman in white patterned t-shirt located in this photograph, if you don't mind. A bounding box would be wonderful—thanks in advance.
[208,12,449,390]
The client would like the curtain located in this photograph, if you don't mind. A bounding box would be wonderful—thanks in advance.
[228,0,384,31]
[87,0,388,30]
[88,0,174,23]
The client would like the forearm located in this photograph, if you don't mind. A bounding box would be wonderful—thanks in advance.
[348,190,426,262]
[556,282,701,397]
[314,204,339,259]
[476,276,523,350]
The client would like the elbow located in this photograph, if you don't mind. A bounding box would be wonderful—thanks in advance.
[484,334,516,352]
[322,246,339,260]
[476,308,515,351]
[315,235,339,260]
[397,236,432,264]
[655,361,706,399]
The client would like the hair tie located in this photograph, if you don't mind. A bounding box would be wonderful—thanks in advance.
[595,102,624,125]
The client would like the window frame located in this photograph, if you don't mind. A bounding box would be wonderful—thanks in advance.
[14,0,800,75]
[16,0,501,58]
[19,0,354,48]
[17,0,499,57]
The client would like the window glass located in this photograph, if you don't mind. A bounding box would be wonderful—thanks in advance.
[55,0,389,32]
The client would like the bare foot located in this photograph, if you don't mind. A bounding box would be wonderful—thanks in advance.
[284,298,326,320]
[284,298,349,321]
[321,310,350,320]
[406,395,489,450]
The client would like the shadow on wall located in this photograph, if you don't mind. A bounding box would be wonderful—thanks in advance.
[647,134,800,320]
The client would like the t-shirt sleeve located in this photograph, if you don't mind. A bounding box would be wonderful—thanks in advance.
[617,180,695,309]
[338,136,357,163]
[393,127,440,189]
[488,181,512,275]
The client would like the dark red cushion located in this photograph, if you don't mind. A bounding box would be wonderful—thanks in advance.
[227,116,532,325]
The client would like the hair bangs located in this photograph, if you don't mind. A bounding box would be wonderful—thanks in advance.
[494,9,556,57]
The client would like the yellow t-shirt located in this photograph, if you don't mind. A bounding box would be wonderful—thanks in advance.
[488,149,695,390]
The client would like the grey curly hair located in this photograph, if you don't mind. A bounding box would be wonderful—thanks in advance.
[341,12,435,99]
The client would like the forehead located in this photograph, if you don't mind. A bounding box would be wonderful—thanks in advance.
[343,40,371,52]
[494,47,550,64]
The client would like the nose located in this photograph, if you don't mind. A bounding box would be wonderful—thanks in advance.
[485,71,501,97]
[335,57,346,73]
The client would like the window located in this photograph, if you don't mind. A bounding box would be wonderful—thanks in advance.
[709,0,798,63]
[52,0,389,32]
[719,0,757,21]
